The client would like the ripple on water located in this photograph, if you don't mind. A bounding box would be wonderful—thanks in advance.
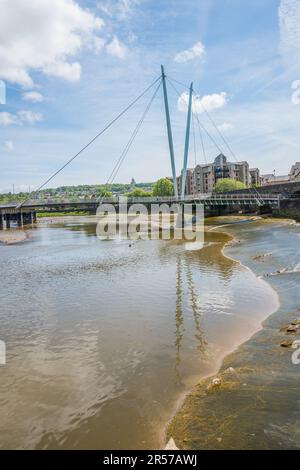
[0,221,280,449]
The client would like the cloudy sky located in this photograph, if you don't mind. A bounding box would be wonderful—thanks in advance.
[1,0,300,192]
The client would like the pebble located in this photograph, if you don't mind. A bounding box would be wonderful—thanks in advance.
[280,340,293,348]
[207,377,222,391]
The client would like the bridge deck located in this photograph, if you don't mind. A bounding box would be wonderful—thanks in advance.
[0,193,284,212]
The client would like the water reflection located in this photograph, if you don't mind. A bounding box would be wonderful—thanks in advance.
[0,218,278,449]
[175,256,184,373]
[185,261,207,354]
[174,253,207,377]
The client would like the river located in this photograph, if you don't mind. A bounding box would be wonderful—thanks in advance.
[0,216,289,449]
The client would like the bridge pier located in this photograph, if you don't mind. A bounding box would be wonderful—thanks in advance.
[0,210,37,229]
[17,213,23,227]
[4,214,11,229]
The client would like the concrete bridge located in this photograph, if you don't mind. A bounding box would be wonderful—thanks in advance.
[222,181,300,219]
[0,192,287,229]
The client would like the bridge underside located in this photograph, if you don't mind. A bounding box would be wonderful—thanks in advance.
[0,210,37,230]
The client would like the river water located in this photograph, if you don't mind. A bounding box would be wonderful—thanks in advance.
[0,217,279,449]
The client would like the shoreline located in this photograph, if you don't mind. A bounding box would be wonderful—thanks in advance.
[0,228,28,245]
[164,218,284,450]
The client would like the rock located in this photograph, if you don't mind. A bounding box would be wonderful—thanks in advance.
[280,323,300,334]
[280,340,293,348]
[287,324,300,333]
[165,438,179,450]
[252,252,272,262]
[223,367,236,376]
[212,378,221,386]
[280,325,289,332]
[207,377,222,391]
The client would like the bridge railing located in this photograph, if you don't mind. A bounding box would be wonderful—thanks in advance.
[104,193,281,203]
[1,192,292,210]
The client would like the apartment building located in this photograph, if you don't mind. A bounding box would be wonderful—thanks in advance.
[191,154,250,194]
[174,169,194,196]
[261,162,300,186]
[290,162,300,181]
[250,168,260,187]
[169,153,252,195]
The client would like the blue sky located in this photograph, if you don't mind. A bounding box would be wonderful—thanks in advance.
[1,0,300,192]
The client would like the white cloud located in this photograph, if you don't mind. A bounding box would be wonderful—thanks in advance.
[18,110,43,124]
[42,62,82,83]
[98,0,140,20]
[0,112,18,126]
[106,36,128,59]
[0,110,43,126]
[22,91,44,102]
[93,36,106,53]
[3,140,14,152]
[178,91,227,114]
[0,0,105,87]
[279,0,300,61]
[218,122,234,132]
[174,41,205,63]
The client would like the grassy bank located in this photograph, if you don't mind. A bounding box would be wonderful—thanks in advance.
[37,211,90,218]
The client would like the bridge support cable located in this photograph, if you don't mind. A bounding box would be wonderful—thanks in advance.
[167,77,264,203]
[192,109,224,159]
[97,79,163,203]
[16,75,161,208]
[168,77,239,164]
[168,75,240,162]
[191,86,264,203]
[168,76,207,165]
[191,111,197,166]
[167,75,190,90]
[166,77,226,158]
[195,111,207,164]
[192,88,238,163]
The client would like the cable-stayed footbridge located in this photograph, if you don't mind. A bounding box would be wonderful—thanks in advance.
[1,66,299,228]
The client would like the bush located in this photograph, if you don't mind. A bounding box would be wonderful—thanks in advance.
[214,178,246,193]
[152,178,174,197]
[125,188,152,197]
[98,190,113,198]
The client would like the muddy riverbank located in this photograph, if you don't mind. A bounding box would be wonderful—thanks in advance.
[0,229,28,245]
[166,218,300,450]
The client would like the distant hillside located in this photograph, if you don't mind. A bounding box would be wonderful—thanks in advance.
[0,182,155,204]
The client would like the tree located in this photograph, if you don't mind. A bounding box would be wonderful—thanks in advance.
[214,178,246,193]
[152,178,174,197]
[125,188,152,197]
[98,189,113,198]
